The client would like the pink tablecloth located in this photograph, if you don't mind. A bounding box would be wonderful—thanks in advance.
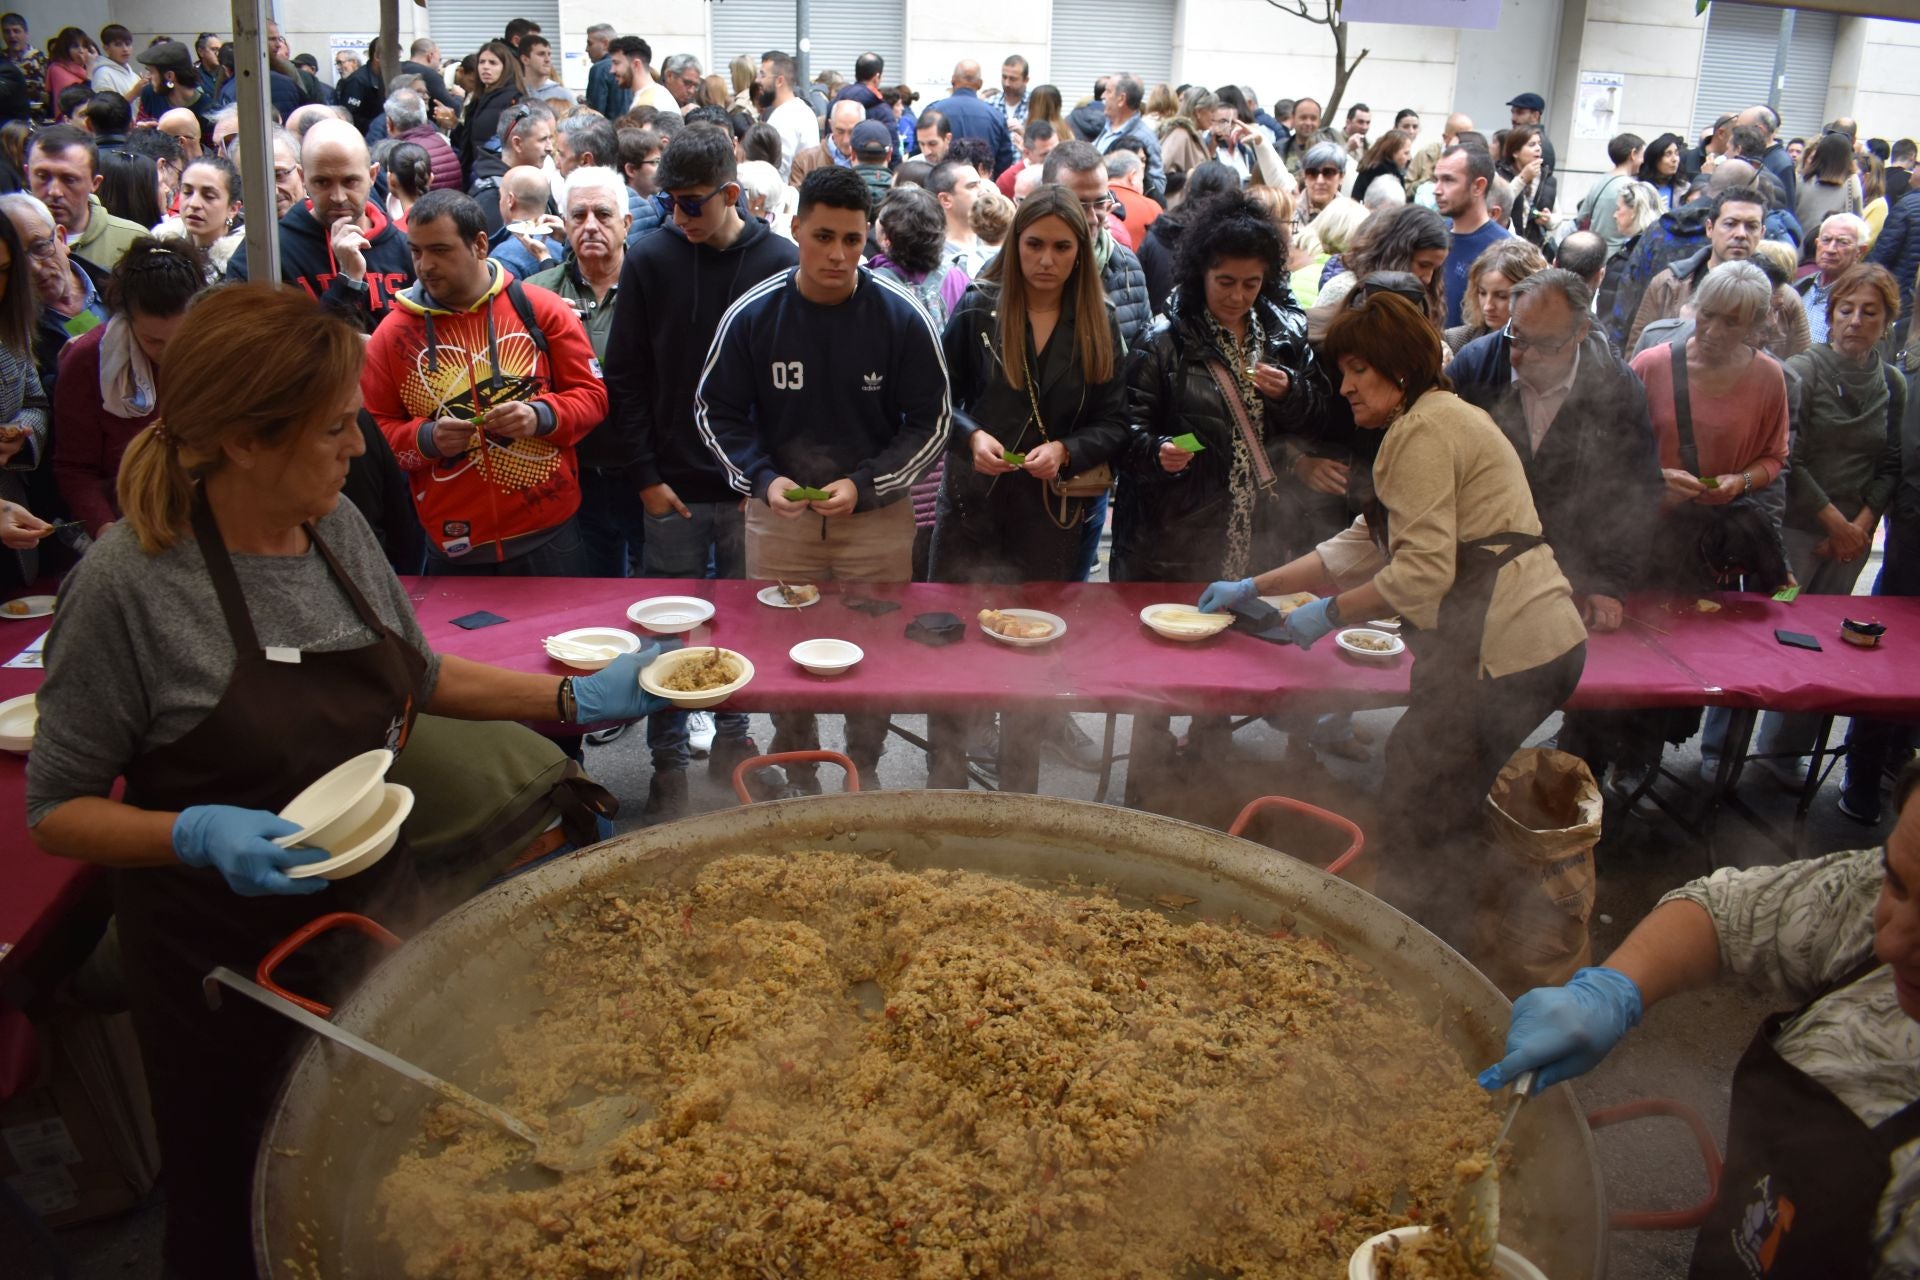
[410,578,1920,716]
[0,613,93,976]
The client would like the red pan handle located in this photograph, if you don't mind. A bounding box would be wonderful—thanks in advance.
[1226,795,1365,877]
[255,912,403,1018]
[1588,1096,1724,1230]
[731,750,862,803]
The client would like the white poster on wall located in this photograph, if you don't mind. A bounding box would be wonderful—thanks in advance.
[1341,0,1501,30]
[1574,71,1625,141]
[329,33,377,84]
[563,50,590,92]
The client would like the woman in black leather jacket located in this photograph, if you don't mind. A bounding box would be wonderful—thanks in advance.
[931,185,1128,583]
[928,186,1128,789]
[1113,190,1322,586]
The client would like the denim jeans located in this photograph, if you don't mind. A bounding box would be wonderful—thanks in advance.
[423,518,590,576]
[576,466,649,578]
[1073,491,1110,582]
[642,501,751,769]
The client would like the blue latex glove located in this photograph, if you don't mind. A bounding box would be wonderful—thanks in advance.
[172,805,330,897]
[1197,577,1257,614]
[1282,596,1339,649]
[573,646,676,724]
[1478,966,1644,1091]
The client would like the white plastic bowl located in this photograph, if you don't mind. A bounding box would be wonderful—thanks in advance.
[639,647,755,710]
[1335,627,1407,660]
[274,748,394,849]
[626,595,716,634]
[789,638,864,675]
[285,783,414,880]
[543,626,640,672]
[1349,1227,1550,1280]
[1139,603,1233,642]
[0,693,37,753]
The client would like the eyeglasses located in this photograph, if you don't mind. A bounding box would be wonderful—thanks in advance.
[1305,167,1342,179]
[1079,194,1116,213]
[1502,319,1579,356]
[664,186,732,217]
[22,234,57,261]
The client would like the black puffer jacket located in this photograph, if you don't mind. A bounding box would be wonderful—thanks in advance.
[1112,288,1323,582]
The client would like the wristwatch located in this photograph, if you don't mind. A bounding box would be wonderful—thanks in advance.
[1323,595,1344,627]
[1743,470,1755,494]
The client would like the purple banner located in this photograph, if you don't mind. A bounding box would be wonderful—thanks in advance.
[1342,0,1502,31]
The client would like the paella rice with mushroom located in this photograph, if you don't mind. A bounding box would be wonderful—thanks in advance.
[378,852,1498,1278]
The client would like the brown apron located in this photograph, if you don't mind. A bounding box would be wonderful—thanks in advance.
[116,493,426,1278]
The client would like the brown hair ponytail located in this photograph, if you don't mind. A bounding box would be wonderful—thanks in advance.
[116,283,364,554]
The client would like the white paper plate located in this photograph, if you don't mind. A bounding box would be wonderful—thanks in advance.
[1,594,54,620]
[639,647,755,709]
[543,627,640,672]
[789,638,863,675]
[756,584,820,609]
[285,783,414,880]
[1139,603,1233,641]
[1335,627,1406,660]
[979,608,1067,648]
[0,693,36,752]
[626,595,715,633]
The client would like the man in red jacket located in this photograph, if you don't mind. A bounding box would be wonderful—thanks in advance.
[363,189,607,573]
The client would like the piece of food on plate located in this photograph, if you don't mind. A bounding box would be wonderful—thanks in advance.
[979,608,1054,639]
[2,599,30,615]
[1268,591,1318,616]
[662,648,742,692]
[777,582,819,606]
[1346,631,1395,652]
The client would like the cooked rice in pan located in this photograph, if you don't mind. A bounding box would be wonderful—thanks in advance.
[379,852,1498,1278]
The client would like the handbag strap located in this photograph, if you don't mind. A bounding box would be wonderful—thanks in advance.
[1204,358,1278,491]
[1667,338,1702,476]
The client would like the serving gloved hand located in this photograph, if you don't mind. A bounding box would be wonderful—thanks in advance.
[172,805,330,897]
[1197,577,1257,614]
[572,646,676,724]
[1282,596,1339,650]
[1478,966,1644,1091]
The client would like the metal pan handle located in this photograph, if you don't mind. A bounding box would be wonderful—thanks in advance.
[1587,1096,1723,1230]
[1226,795,1365,877]
[254,912,403,1018]
[731,750,862,804]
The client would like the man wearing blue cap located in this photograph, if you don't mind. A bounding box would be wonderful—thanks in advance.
[1509,92,1556,185]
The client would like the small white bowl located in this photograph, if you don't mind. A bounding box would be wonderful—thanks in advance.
[790,638,863,675]
[626,595,716,634]
[285,783,414,880]
[1349,1227,1548,1280]
[979,608,1067,648]
[0,693,37,753]
[543,626,640,672]
[1335,627,1407,660]
[639,647,755,710]
[1139,603,1233,642]
[274,748,394,850]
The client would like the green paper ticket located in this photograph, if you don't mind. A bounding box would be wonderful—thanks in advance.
[1002,450,1027,465]
[1773,586,1800,603]
[1698,475,1719,489]
[1169,433,1206,452]
[783,486,832,502]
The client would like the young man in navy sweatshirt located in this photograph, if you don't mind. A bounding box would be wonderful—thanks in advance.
[607,124,797,818]
[696,164,950,791]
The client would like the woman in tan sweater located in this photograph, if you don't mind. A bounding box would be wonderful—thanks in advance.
[1197,291,1587,951]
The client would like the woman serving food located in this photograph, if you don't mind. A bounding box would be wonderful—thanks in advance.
[24,286,668,1278]
[1198,290,1587,955]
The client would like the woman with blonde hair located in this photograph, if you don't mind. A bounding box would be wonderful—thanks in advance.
[1595,180,1666,323]
[1024,84,1066,139]
[1287,194,1367,302]
[699,73,731,109]
[1445,236,1549,351]
[928,185,1128,789]
[1144,82,1180,132]
[1308,202,1451,339]
[729,55,756,110]
[25,285,670,1279]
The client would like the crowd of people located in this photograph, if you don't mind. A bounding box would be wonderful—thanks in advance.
[2,14,1919,1277]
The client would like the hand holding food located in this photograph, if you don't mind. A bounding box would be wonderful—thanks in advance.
[1478,966,1643,1091]
[1196,577,1257,614]
[430,416,480,457]
[1282,596,1338,649]
[1694,474,1744,506]
[970,428,1017,475]
[810,478,859,517]
[172,805,330,898]
[479,400,540,439]
[572,648,674,723]
[1660,468,1705,504]
[766,476,811,519]
[1021,441,1069,481]
[0,500,53,550]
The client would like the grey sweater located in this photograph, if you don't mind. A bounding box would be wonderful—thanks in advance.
[1783,345,1905,532]
[26,501,439,825]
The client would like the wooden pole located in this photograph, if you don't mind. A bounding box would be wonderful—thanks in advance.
[232,0,279,284]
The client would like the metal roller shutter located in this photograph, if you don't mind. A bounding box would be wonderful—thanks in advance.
[709,0,905,88]
[426,0,559,64]
[1049,0,1174,102]
[1690,3,1835,144]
